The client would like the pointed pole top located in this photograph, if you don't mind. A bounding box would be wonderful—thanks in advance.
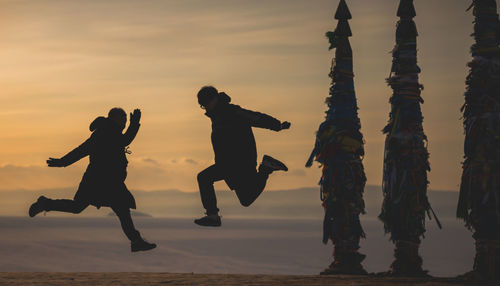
[397,0,416,18]
[335,20,352,37]
[335,0,352,20]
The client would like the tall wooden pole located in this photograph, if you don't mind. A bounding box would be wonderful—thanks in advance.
[306,0,367,275]
[379,0,440,276]
[457,0,500,280]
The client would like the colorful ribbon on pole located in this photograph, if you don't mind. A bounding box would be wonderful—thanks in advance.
[306,0,366,250]
[379,0,440,244]
[458,0,500,237]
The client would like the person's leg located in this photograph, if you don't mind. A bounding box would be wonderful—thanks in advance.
[45,199,89,213]
[111,204,156,252]
[197,164,225,215]
[30,196,89,217]
[234,166,271,207]
[195,165,225,227]
[110,205,141,242]
[234,155,288,207]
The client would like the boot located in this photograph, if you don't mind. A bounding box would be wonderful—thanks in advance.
[320,247,367,275]
[194,214,222,227]
[131,238,157,252]
[388,240,429,277]
[259,155,288,173]
[29,196,49,217]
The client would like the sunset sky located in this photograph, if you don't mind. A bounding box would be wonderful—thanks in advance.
[0,0,475,192]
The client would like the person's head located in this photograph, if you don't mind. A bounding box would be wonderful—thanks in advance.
[108,107,127,130]
[197,86,219,111]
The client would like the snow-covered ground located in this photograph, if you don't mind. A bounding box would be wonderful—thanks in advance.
[0,216,473,277]
[0,187,473,276]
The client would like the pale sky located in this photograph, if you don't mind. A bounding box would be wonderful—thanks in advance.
[0,0,475,192]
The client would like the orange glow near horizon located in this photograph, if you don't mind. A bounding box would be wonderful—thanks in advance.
[0,0,474,192]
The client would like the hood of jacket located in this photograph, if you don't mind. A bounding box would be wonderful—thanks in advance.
[205,92,232,117]
[89,116,119,132]
[218,92,231,104]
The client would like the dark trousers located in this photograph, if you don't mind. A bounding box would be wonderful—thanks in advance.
[197,164,270,215]
[44,198,141,242]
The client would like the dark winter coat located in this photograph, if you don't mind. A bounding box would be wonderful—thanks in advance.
[60,117,140,209]
[205,93,282,189]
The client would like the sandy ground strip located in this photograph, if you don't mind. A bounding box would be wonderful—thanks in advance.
[0,273,467,286]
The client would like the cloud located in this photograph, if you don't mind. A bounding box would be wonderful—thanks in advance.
[142,157,160,165]
[0,0,473,192]
[183,158,198,165]
[0,163,172,191]
[0,164,83,191]
[169,158,198,165]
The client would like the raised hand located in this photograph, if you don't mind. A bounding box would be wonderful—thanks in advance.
[130,109,141,125]
[47,157,66,167]
[281,121,291,130]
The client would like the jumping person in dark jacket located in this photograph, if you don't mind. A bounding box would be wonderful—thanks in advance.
[195,86,291,227]
[28,108,156,252]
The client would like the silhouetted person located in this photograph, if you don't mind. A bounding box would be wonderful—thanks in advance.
[195,86,290,227]
[28,108,156,252]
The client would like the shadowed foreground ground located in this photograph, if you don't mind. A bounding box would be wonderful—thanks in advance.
[0,273,466,286]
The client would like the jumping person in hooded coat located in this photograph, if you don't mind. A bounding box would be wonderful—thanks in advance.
[195,86,291,227]
[28,108,156,252]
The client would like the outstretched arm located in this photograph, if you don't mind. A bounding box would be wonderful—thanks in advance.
[234,106,290,131]
[47,137,92,167]
[122,109,141,146]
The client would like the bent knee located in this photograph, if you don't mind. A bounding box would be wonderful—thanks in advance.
[72,201,88,214]
[72,206,86,214]
[112,208,130,218]
[197,170,217,185]
[197,171,207,183]
[239,199,253,207]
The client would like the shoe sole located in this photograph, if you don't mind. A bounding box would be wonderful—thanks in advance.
[194,221,221,227]
[262,156,288,171]
[28,205,36,217]
[132,245,157,252]
[29,203,42,218]
[29,196,48,218]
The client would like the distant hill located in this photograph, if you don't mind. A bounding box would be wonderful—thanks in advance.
[2,186,460,220]
[107,210,153,217]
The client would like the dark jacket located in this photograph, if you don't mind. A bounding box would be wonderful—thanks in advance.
[205,93,282,189]
[60,117,140,209]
